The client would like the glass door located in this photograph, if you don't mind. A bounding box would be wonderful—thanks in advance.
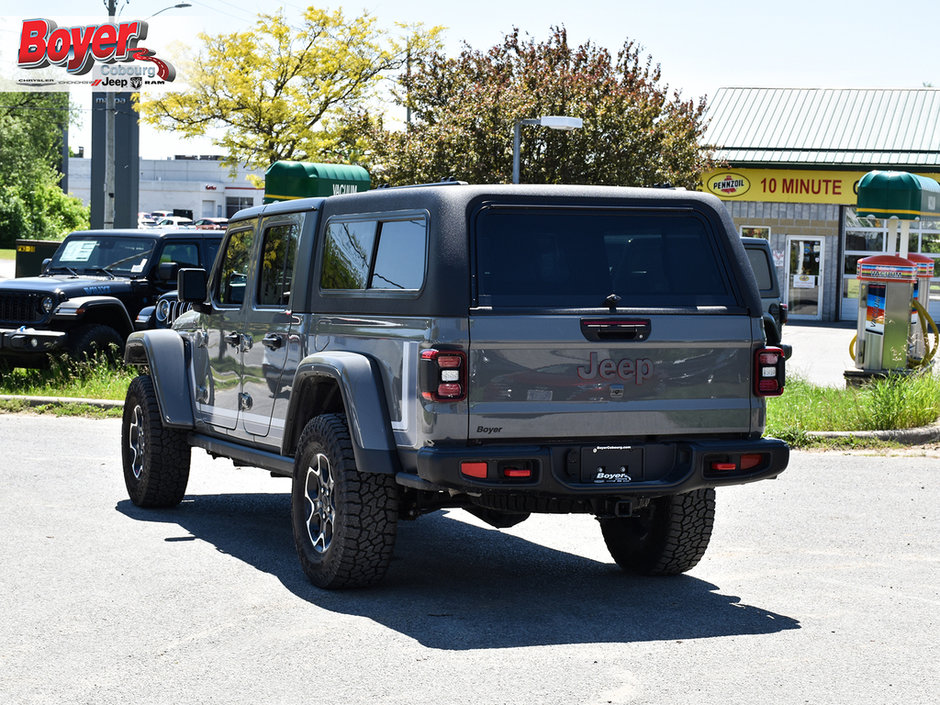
[786,236,824,320]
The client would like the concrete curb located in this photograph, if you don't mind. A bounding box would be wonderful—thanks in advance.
[0,394,124,410]
[806,422,940,444]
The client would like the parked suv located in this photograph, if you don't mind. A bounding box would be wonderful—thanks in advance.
[742,236,789,356]
[0,229,221,367]
[121,184,788,589]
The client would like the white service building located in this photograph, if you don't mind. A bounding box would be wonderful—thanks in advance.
[67,156,265,221]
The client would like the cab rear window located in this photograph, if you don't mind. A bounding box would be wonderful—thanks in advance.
[474,208,734,308]
[745,247,774,292]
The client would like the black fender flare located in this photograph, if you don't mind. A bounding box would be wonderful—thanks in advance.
[124,329,195,429]
[286,351,400,475]
[53,295,134,338]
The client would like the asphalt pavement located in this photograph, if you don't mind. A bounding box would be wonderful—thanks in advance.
[0,414,937,705]
[783,321,858,387]
[0,257,13,280]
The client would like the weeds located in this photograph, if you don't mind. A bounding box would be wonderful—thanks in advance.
[0,350,135,400]
[767,373,940,447]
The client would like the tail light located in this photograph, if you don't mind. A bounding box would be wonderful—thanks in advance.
[779,303,789,325]
[755,346,785,397]
[420,348,468,401]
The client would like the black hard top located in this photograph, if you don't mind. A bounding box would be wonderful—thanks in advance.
[63,228,222,240]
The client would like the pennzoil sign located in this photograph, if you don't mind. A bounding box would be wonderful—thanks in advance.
[707,172,750,198]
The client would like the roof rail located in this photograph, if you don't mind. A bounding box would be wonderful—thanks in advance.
[375,177,468,190]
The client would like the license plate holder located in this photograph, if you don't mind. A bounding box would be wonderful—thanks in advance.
[580,445,644,484]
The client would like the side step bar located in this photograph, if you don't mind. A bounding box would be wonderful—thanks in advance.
[188,433,294,477]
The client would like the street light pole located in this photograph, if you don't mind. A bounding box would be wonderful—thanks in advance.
[511,115,583,184]
[146,3,192,20]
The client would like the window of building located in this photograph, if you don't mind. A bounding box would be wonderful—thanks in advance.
[741,225,770,240]
[225,196,254,219]
[842,210,940,319]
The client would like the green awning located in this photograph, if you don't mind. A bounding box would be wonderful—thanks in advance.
[263,161,370,203]
[856,170,940,220]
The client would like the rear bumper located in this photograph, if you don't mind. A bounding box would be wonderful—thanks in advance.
[415,437,789,499]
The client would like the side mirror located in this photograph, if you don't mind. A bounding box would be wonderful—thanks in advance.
[157,261,180,282]
[178,267,208,305]
[41,257,51,274]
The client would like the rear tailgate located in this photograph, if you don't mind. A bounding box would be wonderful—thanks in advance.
[469,313,758,440]
[469,202,761,441]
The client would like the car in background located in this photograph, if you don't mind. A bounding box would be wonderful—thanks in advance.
[155,216,194,228]
[193,217,228,230]
[742,236,789,356]
[0,229,222,367]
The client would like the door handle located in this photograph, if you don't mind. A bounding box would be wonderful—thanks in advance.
[224,331,241,348]
[262,333,283,350]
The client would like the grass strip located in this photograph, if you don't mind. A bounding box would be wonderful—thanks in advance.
[766,373,940,447]
[0,353,135,400]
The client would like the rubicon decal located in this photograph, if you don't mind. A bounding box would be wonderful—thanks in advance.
[708,172,750,198]
[17,18,174,81]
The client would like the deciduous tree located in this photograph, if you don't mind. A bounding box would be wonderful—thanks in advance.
[368,27,714,188]
[138,7,440,176]
[0,92,88,246]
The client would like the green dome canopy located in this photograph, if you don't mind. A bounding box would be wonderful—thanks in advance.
[264,161,370,203]
[856,170,940,220]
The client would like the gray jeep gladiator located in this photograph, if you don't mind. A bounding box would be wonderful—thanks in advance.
[120,184,788,589]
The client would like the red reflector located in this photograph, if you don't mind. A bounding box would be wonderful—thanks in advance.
[740,454,763,471]
[437,383,462,398]
[437,355,462,369]
[503,468,531,478]
[759,379,780,393]
[461,462,488,479]
[759,352,780,365]
[711,462,737,471]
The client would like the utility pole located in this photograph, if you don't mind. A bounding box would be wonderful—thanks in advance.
[91,0,139,229]
[103,0,117,229]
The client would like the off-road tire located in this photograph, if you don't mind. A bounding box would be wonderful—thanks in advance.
[68,323,124,363]
[599,488,716,576]
[121,375,191,507]
[291,413,398,589]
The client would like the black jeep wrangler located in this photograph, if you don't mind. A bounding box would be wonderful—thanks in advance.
[0,229,221,367]
[121,184,788,589]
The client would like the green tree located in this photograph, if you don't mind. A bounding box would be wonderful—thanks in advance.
[368,27,714,188]
[139,7,440,177]
[0,92,89,246]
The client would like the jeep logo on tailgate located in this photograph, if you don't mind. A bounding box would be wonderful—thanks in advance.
[577,352,653,384]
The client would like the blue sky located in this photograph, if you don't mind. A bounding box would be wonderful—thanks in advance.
[4,0,940,159]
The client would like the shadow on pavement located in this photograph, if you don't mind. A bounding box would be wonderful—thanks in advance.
[117,492,800,650]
